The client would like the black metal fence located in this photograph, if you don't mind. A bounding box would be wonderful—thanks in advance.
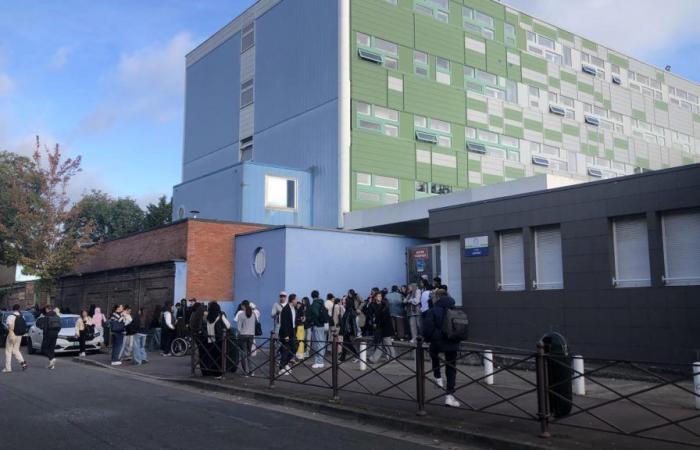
[188,331,700,447]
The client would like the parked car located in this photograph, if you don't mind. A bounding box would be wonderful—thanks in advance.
[27,314,103,355]
[0,310,36,346]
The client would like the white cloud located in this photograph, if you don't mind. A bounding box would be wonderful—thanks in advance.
[505,0,700,60]
[49,46,73,70]
[0,73,14,96]
[77,32,195,135]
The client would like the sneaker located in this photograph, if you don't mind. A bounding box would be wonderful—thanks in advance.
[79,352,86,357]
[311,363,324,369]
[2,368,10,373]
[21,362,27,371]
[48,359,56,370]
[433,376,444,388]
[351,358,359,363]
[445,394,460,408]
[111,361,122,366]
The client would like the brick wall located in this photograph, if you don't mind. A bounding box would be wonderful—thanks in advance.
[72,222,188,274]
[186,220,266,301]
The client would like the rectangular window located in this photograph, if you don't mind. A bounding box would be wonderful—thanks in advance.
[374,106,399,122]
[374,175,399,190]
[478,129,498,144]
[474,10,494,27]
[662,211,700,286]
[357,102,371,115]
[612,217,651,288]
[499,230,525,291]
[436,57,451,85]
[537,34,555,50]
[240,79,254,107]
[384,124,399,137]
[384,193,399,204]
[414,115,427,128]
[358,191,380,202]
[476,69,497,85]
[436,71,451,85]
[241,23,255,52]
[388,75,403,92]
[529,85,540,97]
[374,38,398,55]
[414,51,429,77]
[429,118,450,134]
[356,173,371,186]
[265,175,296,210]
[562,46,572,67]
[504,23,516,46]
[534,227,563,289]
[356,32,371,47]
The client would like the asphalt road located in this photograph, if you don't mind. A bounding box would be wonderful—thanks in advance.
[0,354,467,450]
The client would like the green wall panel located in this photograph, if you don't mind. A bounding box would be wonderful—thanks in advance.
[504,124,523,138]
[521,52,547,74]
[388,89,404,110]
[505,10,518,25]
[404,75,465,123]
[457,153,469,187]
[505,165,525,179]
[607,52,629,69]
[518,13,532,26]
[486,40,507,77]
[504,107,523,122]
[483,173,505,185]
[632,109,646,121]
[467,0,506,19]
[467,96,488,113]
[524,118,543,132]
[557,28,574,43]
[654,100,668,112]
[636,157,649,169]
[399,111,413,140]
[544,129,563,142]
[351,60,387,105]
[587,130,603,143]
[415,15,464,62]
[562,124,580,136]
[560,71,577,84]
[489,115,504,128]
[613,137,628,149]
[656,72,665,82]
[694,113,700,123]
[506,50,522,81]
[351,131,415,179]
[351,0,414,47]
[399,178,415,202]
[581,38,597,51]
[533,22,557,40]
[577,81,594,95]
[548,76,560,89]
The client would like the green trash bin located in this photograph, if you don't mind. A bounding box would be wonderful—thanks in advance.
[540,332,573,418]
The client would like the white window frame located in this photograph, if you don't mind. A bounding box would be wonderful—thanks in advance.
[533,227,564,290]
[264,175,297,211]
[612,217,651,288]
[498,230,525,291]
[661,211,700,286]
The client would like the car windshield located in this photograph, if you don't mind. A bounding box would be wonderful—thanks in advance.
[60,317,78,328]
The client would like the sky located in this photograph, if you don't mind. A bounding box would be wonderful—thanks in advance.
[0,0,699,206]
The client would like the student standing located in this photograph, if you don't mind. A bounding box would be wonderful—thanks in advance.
[3,304,27,372]
[41,305,61,370]
[308,290,329,369]
[278,294,298,375]
[160,301,176,356]
[235,300,257,376]
[109,305,126,366]
[423,289,461,407]
[386,285,406,340]
[270,291,288,335]
[132,308,149,365]
[120,306,135,361]
[75,310,93,357]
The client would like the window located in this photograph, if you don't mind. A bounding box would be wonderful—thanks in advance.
[358,191,380,202]
[357,33,399,69]
[384,193,399,204]
[415,0,449,23]
[414,115,427,128]
[612,217,651,288]
[662,211,700,286]
[356,173,371,186]
[562,46,572,67]
[537,34,555,50]
[240,136,253,161]
[252,247,266,277]
[375,38,398,55]
[533,227,563,289]
[356,32,371,47]
[529,85,540,97]
[241,79,254,107]
[499,230,525,291]
[374,106,398,122]
[374,175,399,190]
[241,22,255,52]
[436,57,451,85]
[430,118,450,134]
[478,129,498,144]
[414,51,429,77]
[504,23,516,46]
[265,175,296,210]
[388,76,403,92]
[463,7,494,39]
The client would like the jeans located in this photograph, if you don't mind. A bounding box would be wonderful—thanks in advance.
[149,328,161,351]
[371,337,395,362]
[161,327,175,355]
[238,335,254,375]
[340,334,358,361]
[311,326,327,365]
[430,347,457,394]
[4,334,24,370]
[133,333,148,364]
[111,333,124,362]
[120,335,134,359]
[408,315,422,341]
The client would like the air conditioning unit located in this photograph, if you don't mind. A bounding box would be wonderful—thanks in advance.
[532,155,550,167]
[584,115,600,126]
[587,167,603,178]
[549,104,566,116]
[611,74,622,85]
[466,141,486,154]
[581,64,597,76]
[415,131,438,143]
[358,49,383,64]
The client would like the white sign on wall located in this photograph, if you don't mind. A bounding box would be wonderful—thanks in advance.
[464,236,489,257]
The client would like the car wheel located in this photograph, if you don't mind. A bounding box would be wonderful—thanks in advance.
[27,337,36,354]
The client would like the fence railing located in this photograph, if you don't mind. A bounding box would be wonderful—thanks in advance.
[187,331,700,448]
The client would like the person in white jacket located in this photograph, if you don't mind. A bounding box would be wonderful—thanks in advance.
[3,304,27,372]
[270,291,287,335]
[404,283,423,343]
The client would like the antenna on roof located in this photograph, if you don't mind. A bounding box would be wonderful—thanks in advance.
[664,65,671,72]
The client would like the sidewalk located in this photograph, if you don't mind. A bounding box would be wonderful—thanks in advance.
[76,350,699,450]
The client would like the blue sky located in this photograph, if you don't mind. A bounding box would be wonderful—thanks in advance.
[0,0,698,205]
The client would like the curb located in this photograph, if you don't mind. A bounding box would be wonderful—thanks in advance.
[73,356,554,450]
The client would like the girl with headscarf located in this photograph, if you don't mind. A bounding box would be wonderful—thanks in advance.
[200,302,230,379]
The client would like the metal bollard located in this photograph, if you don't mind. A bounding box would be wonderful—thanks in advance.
[331,332,340,403]
[535,342,551,438]
[483,350,494,385]
[694,362,700,410]
[572,355,585,396]
[359,341,367,371]
[269,333,276,388]
[415,336,426,416]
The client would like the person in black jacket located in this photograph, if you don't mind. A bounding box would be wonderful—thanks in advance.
[423,289,461,407]
[370,296,395,363]
[40,306,61,370]
[278,294,298,375]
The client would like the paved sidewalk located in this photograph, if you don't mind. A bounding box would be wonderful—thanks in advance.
[77,350,700,450]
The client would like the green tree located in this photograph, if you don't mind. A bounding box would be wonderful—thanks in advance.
[143,195,172,230]
[70,190,145,242]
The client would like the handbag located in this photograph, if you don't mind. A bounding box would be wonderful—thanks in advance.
[254,317,262,336]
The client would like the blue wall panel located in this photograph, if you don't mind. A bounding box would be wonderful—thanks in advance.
[254,0,340,228]
[182,34,241,179]
[172,165,243,222]
[234,228,287,334]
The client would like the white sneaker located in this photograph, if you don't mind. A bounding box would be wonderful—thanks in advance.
[311,363,324,369]
[48,359,56,370]
[433,376,444,388]
[445,394,460,408]
[2,368,10,373]
[111,361,122,366]
[79,352,86,357]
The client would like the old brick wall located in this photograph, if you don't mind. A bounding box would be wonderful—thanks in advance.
[186,220,266,301]
[72,221,188,274]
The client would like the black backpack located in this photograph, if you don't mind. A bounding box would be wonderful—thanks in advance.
[441,307,469,342]
[48,315,62,332]
[12,314,28,336]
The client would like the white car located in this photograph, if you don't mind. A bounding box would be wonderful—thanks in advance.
[27,314,104,355]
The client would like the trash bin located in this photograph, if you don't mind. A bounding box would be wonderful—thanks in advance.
[540,332,573,418]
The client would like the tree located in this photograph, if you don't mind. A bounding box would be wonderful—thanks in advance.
[143,195,172,230]
[7,137,84,297]
[0,151,42,267]
[70,190,144,242]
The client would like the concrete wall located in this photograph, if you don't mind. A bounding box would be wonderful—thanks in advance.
[429,164,700,363]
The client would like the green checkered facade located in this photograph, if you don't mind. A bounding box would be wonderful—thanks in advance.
[349,0,700,211]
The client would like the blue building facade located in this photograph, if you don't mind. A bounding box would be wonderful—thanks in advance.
[172,0,341,228]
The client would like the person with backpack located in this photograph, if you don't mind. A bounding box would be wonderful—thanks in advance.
[278,294,299,376]
[339,293,358,362]
[160,301,176,356]
[109,304,126,366]
[308,290,329,369]
[201,302,230,379]
[423,288,468,408]
[75,310,94,357]
[235,300,257,376]
[40,305,62,370]
[3,304,28,372]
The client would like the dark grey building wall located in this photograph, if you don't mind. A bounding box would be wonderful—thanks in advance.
[429,164,700,364]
